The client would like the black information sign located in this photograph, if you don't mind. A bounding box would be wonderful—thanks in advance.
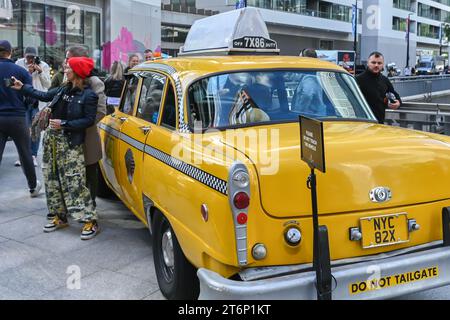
[300,116,331,300]
[300,116,326,173]
[233,36,277,50]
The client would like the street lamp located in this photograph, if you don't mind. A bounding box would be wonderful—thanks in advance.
[406,13,412,68]
[352,1,358,63]
[353,1,357,53]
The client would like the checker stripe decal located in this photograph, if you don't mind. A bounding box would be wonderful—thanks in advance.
[99,123,228,195]
[144,145,228,195]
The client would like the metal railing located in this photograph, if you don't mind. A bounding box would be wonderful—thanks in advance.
[385,102,450,135]
[391,74,450,99]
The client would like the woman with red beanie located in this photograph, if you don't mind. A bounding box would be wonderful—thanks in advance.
[11,57,100,240]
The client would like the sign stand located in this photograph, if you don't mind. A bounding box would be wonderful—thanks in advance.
[300,116,332,300]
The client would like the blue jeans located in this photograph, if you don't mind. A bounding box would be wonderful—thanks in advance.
[25,106,39,157]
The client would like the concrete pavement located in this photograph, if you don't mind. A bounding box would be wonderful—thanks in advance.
[0,140,164,300]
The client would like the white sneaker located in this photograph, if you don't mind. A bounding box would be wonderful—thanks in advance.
[32,156,38,167]
[30,180,42,198]
[14,159,21,167]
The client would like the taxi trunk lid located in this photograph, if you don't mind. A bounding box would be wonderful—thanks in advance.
[221,121,450,218]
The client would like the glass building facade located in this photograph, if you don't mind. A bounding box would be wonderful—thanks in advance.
[0,0,101,75]
[246,0,362,23]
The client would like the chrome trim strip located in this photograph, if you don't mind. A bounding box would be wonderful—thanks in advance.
[120,133,145,152]
[99,123,120,138]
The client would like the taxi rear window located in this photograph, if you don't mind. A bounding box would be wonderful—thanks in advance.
[187,70,375,129]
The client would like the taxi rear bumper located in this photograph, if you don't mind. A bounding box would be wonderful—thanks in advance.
[198,245,450,300]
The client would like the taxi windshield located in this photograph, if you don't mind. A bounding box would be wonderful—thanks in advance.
[188,70,376,129]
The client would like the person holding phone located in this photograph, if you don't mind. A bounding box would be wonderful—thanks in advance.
[15,47,51,167]
[11,57,100,240]
[0,40,41,197]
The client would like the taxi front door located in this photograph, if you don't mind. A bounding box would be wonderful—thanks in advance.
[99,75,140,194]
[117,72,166,222]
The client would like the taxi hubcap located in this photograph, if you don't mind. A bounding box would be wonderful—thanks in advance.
[162,229,174,269]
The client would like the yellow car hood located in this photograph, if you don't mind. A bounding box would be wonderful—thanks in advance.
[220,121,450,218]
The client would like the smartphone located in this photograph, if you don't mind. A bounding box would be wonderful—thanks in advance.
[3,78,14,88]
[386,92,397,104]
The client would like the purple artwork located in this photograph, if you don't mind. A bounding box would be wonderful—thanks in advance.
[45,17,57,46]
[102,27,137,70]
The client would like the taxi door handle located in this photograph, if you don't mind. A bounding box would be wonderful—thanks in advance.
[140,126,152,135]
[119,117,128,123]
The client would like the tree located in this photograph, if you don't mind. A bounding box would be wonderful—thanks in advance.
[444,24,450,40]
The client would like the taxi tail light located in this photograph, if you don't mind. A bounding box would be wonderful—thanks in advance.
[228,162,251,266]
[234,192,250,210]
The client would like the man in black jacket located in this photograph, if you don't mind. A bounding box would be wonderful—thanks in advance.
[356,52,401,124]
[0,40,41,197]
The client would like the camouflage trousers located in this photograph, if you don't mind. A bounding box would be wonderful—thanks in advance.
[42,130,97,222]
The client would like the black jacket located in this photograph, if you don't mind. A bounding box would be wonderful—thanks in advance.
[0,58,32,117]
[104,78,125,98]
[21,84,98,147]
[356,70,402,123]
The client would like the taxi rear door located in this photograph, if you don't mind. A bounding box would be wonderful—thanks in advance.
[99,75,140,195]
[117,72,167,222]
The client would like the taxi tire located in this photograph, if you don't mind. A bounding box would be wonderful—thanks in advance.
[152,211,200,300]
[97,169,115,199]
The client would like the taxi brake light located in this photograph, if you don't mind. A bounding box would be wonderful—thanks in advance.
[234,192,250,209]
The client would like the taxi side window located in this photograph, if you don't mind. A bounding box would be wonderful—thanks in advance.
[161,83,177,129]
[188,79,213,128]
[137,73,166,124]
[120,76,139,115]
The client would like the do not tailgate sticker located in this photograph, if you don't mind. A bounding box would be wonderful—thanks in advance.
[350,266,439,295]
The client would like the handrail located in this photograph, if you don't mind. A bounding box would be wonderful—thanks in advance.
[386,109,450,116]
[386,102,450,114]
[391,74,450,82]
[385,102,450,134]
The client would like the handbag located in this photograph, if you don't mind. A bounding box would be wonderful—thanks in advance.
[31,107,52,142]
[36,107,52,130]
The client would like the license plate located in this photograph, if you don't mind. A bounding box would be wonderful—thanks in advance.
[360,213,409,249]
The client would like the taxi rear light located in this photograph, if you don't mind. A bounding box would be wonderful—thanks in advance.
[237,213,248,225]
[234,192,250,209]
[228,162,251,266]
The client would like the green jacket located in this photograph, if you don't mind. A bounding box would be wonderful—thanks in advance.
[50,70,65,90]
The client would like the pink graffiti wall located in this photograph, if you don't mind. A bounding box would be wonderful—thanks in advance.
[102,27,137,70]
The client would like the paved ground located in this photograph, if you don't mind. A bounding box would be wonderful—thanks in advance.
[0,140,164,300]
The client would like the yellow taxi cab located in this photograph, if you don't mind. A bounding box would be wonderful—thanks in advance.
[98,8,450,300]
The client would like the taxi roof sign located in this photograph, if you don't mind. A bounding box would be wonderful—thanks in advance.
[179,7,279,56]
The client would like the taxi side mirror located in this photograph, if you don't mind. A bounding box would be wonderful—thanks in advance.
[106,104,116,115]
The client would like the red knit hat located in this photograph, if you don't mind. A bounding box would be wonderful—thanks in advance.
[68,57,94,79]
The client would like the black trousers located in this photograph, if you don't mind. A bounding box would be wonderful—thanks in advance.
[0,116,37,190]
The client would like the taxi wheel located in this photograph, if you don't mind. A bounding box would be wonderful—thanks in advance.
[152,211,199,300]
[97,168,114,198]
